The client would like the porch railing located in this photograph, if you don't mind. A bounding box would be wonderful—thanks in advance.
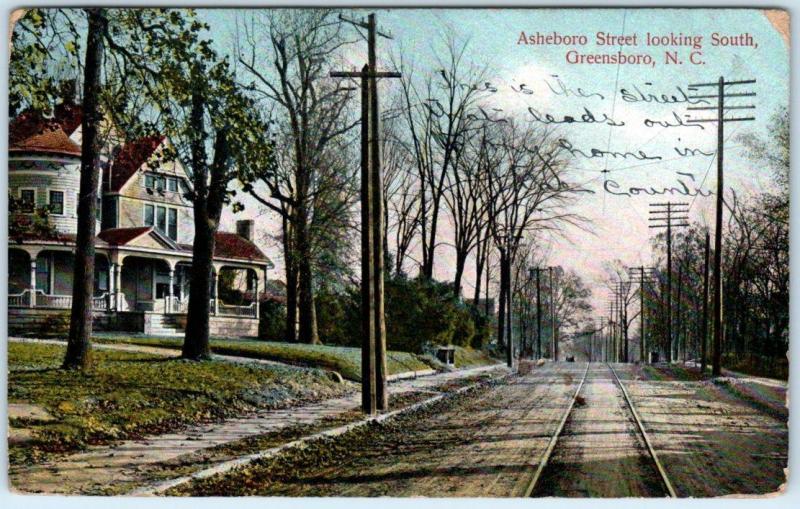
[9,290,111,310]
[218,302,257,318]
[161,295,257,318]
[93,292,110,311]
[34,291,72,309]
[8,289,31,307]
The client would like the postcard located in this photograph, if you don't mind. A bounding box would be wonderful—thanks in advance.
[6,6,789,498]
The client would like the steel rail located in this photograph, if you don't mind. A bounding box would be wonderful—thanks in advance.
[607,363,677,498]
[522,362,590,497]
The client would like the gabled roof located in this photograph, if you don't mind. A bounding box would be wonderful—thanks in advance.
[177,232,270,263]
[98,226,153,245]
[212,232,270,262]
[107,135,164,191]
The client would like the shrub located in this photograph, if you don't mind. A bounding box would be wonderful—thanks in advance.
[258,298,286,341]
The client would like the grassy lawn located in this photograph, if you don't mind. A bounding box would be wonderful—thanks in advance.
[8,342,350,466]
[722,352,788,381]
[93,336,434,381]
[454,346,501,368]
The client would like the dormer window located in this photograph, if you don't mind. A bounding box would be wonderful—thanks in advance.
[167,177,178,192]
[144,173,166,192]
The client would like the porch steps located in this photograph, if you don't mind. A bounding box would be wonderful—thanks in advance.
[146,313,184,337]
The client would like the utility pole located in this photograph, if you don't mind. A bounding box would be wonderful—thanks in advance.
[676,260,684,363]
[535,267,542,359]
[649,202,689,364]
[331,13,401,414]
[550,266,558,361]
[608,299,617,362]
[701,231,711,374]
[628,266,657,363]
[599,316,606,362]
[686,77,756,377]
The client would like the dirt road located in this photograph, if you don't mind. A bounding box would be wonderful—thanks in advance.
[176,361,787,498]
[532,364,667,497]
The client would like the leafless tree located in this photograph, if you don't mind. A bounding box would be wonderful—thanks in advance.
[484,119,588,364]
[236,10,359,344]
[395,35,491,280]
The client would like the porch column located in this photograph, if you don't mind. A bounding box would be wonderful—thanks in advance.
[109,263,116,310]
[254,273,260,319]
[115,262,123,311]
[168,267,175,313]
[29,258,37,308]
[213,270,219,316]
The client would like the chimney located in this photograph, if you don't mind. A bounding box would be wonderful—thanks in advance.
[236,219,254,242]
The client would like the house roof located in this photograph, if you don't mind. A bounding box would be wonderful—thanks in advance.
[99,227,269,264]
[212,232,270,262]
[9,123,82,158]
[178,232,270,263]
[107,135,164,191]
[9,101,84,159]
[97,226,153,245]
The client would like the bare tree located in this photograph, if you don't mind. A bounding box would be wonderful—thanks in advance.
[484,120,588,365]
[237,10,358,344]
[395,35,491,279]
[381,110,419,276]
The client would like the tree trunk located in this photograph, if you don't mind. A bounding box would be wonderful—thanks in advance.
[182,86,229,360]
[496,250,507,349]
[453,250,467,298]
[282,214,298,342]
[63,8,106,370]
[296,210,319,344]
[473,234,485,306]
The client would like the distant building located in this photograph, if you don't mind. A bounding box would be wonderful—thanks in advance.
[8,103,273,337]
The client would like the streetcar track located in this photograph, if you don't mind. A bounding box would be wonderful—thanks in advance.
[607,363,677,497]
[522,363,676,498]
[521,362,590,497]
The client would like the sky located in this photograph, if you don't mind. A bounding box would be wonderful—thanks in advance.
[201,8,790,317]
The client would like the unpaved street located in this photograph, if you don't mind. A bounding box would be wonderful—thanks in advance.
[175,362,788,498]
[533,364,666,497]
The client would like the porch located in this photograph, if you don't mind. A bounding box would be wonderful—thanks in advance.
[8,247,263,320]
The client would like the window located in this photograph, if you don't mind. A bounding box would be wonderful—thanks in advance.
[156,176,165,192]
[96,197,102,221]
[36,254,50,293]
[49,191,64,215]
[144,204,154,226]
[167,177,178,192]
[19,189,35,213]
[156,206,166,233]
[145,174,155,189]
[168,208,178,241]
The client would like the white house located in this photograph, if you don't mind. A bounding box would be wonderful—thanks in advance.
[7,102,273,337]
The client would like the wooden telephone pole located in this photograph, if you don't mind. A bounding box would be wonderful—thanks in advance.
[686,77,756,377]
[648,202,689,363]
[331,13,400,414]
[700,231,711,374]
[549,266,558,361]
[628,266,657,363]
[532,267,542,359]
